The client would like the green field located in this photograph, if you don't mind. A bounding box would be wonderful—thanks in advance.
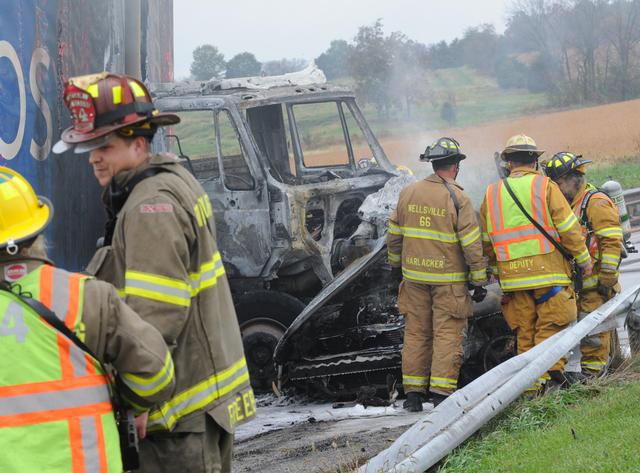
[353,66,549,138]
[588,157,640,190]
[436,361,640,473]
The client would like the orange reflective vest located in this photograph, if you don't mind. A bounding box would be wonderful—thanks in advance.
[0,265,121,472]
[485,175,559,261]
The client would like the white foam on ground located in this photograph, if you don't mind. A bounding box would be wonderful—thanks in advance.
[236,395,430,441]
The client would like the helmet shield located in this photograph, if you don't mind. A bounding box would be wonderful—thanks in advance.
[64,83,97,133]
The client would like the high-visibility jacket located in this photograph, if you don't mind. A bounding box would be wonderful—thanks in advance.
[571,183,623,291]
[0,265,121,473]
[480,167,590,291]
[387,173,487,285]
[87,153,254,434]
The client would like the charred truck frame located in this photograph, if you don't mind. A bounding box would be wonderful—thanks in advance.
[152,75,410,391]
[152,73,513,398]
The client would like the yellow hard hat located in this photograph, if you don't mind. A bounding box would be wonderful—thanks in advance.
[501,134,545,160]
[0,167,53,254]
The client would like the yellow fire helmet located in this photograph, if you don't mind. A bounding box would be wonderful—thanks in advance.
[501,134,545,161]
[0,167,53,255]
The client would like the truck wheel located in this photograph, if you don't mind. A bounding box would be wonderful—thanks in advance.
[235,291,306,392]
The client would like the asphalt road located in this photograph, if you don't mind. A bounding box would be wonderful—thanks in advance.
[619,231,640,288]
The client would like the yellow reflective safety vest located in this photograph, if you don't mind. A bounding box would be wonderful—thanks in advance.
[0,265,121,472]
[482,170,589,291]
[88,154,254,434]
[485,174,558,260]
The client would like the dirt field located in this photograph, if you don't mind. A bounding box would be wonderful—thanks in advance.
[306,98,640,171]
[382,97,640,169]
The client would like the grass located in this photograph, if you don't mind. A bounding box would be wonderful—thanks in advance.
[435,358,640,473]
[588,157,640,190]
[361,66,549,138]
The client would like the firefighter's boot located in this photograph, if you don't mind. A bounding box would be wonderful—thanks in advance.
[403,392,423,412]
[563,371,589,385]
[428,392,448,407]
[547,370,585,391]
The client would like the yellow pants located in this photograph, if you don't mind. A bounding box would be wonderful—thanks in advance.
[578,289,612,374]
[399,281,471,396]
[502,286,577,376]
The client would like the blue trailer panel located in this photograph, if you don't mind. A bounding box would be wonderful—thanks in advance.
[0,0,173,270]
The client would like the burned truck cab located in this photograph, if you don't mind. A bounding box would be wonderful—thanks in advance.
[152,75,398,388]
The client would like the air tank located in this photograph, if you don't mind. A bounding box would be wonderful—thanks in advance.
[601,180,632,241]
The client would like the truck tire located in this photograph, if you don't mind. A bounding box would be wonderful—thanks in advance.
[235,291,306,392]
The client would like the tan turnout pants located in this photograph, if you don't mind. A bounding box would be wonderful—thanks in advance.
[399,281,471,396]
[502,286,577,389]
[578,289,612,374]
[138,415,233,473]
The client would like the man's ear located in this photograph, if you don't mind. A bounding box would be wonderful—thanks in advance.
[133,135,149,155]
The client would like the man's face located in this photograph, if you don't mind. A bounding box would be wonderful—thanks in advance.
[556,175,580,201]
[88,135,146,187]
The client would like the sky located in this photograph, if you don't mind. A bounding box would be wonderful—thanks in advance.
[173,0,514,79]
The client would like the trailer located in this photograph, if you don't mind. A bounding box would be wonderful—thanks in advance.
[0,0,173,269]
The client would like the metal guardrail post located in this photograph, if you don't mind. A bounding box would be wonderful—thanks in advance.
[623,187,640,230]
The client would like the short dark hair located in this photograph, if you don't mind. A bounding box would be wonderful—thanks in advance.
[432,157,460,171]
[119,133,154,148]
[505,151,538,163]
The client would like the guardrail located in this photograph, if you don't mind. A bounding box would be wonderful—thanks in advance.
[361,284,640,473]
[624,187,640,230]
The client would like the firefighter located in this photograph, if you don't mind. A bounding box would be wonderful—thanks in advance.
[480,135,593,391]
[545,152,623,377]
[0,166,175,472]
[388,137,487,411]
[53,73,254,473]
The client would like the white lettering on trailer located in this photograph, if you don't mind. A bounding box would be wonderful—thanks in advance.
[0,40,26,160]
[29,47,52,161]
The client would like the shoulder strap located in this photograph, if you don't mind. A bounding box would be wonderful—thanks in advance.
[501,177,573,262]
[108,167,170,216]
[579,188,602,223]
[443,181,461,216]
[438,176,460,231]
[0,284,100,362]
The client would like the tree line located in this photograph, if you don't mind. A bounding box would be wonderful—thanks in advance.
[190,47,307,80]
[190,0,640,116]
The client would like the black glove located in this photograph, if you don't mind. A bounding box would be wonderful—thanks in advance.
[468,284,487,303]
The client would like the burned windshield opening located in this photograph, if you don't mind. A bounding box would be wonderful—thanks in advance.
[245,99,386,184]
